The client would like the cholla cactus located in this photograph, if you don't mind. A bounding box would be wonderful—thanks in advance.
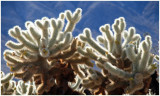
[1,71,16,95]
[2,8,158,95]
[15,80,36,95]
[78,17,158,94]
[3,8,93,94]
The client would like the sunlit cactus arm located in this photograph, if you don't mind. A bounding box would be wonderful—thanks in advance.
[64,8,82,34]
[8,26,39,52]
[67,56,94,67]
[1,73,13,84]
[103,62,132,80]
[25,21,41,45]
[112,17,126,55]
[69,75,81,90]
[81,68,104,90]
[79,28,107,56]
[71,63,85,78]
[1,71,16,95]
[16,80,36,95]
[49,32,72,57]
[124,73,144,94]
[48,38,78,60]
[48,18,64,50]
[122,27,141,48]
[77,47,98,61]
[5,40,24,50]
[96,35,108,49]
[138,36,152,72]
[143,62,158,78]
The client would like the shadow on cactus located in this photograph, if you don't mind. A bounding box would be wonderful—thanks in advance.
[2,8,159,95]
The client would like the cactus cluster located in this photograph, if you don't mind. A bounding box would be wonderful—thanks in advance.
[2,8,158,95]
[77,17,158,94]
[1,71,36,95]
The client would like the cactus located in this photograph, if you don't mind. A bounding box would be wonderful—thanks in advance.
[78,17,158,94]
[15,80,36,95]
[1,71,16,95]
[2,8,158,95]
[3,8,93,95]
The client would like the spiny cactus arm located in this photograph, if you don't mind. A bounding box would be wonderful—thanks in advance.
[26,84,34,95]
[48,18,64,49]
[105,52,117,64]
[8,26,39,52]
[49,32,72,57]
[99,24,114,51]
[67,56,94,67]
[143,62,157,78]
[48,38,77,60]
[125,44,136,62]
[56,32,64,43]
[26,21,41,45]
[18,65,39,82]
[36,17,50,40]
[1,80,16,95]
[122,27,141,48]
[71,64,85,78]
[77,47,98,61]
[103,62,132,80]
[132,51,142,74]
[4,52,23,65]
[124,73,144,94]
[22,51,38,61]
[5,40,24,50]
[79,28,107,56]
[58,12,65,21]
[96,35,108,49]
[138,36,152,72]
[16,80,32,95]
[20,80,28,94]
[112,17,126,55]
[87,69,104,86]
[1,73,13,84]
[64,8,82,34]
[69,75,81,90]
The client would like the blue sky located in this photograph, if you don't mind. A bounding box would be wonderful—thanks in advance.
[1,1,159,73]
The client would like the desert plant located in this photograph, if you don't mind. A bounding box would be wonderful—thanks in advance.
[2,8,159,95]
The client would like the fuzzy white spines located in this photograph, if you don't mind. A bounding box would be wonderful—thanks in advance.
[112,17,126,55]
[138,36,152,72]
[69,75,81,91]
[77,16,157,95]
[103,62,132,80]
[79,28,107,56]
[100,24,114,52]
[48,18,64,50]
[125,44,136,61]
[125,73,144,94]
[64,8,82,34]
[122,27,141,48]
[16,80,36,95]
[1,72,13,84]
[1,71,16,95]
[82,68,103,89]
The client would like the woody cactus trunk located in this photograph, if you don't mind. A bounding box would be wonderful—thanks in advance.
[2,8,159,95]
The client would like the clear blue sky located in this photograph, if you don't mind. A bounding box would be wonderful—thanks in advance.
[1,1,159,73]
